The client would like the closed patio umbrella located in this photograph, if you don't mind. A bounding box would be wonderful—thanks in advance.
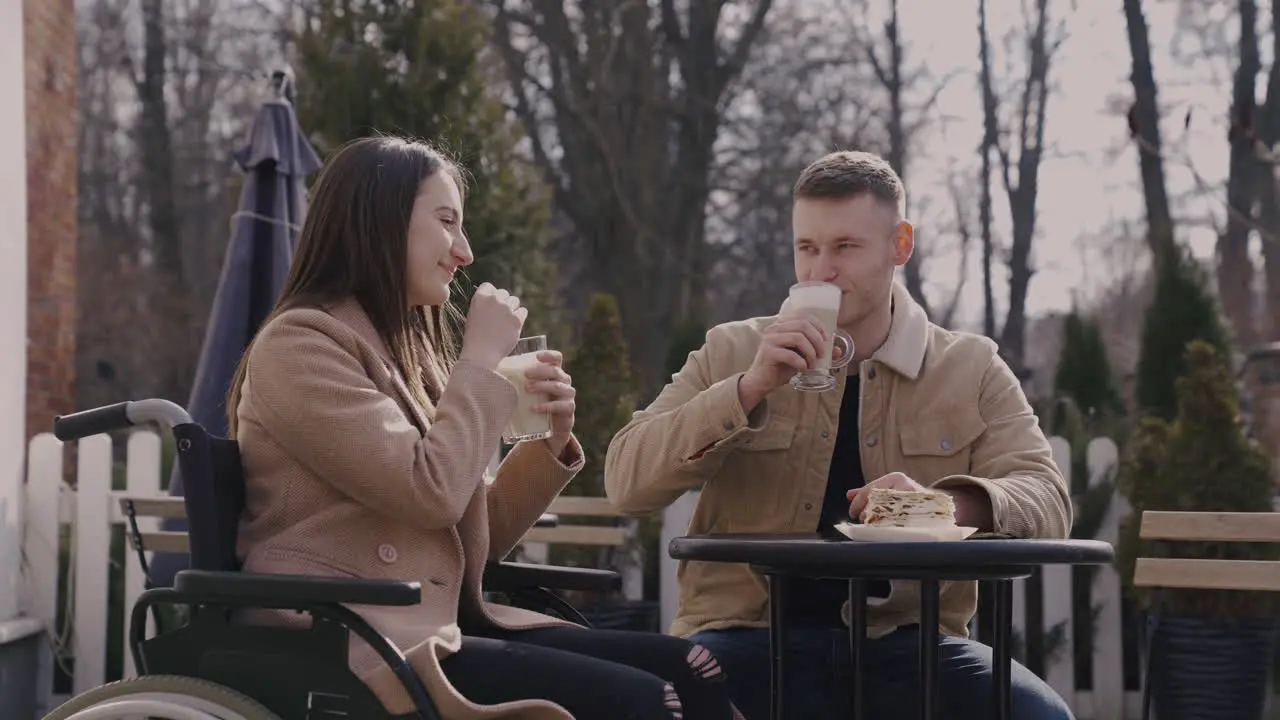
[148,69,321,588]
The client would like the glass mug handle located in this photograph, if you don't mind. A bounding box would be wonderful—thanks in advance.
[829,331,854,370]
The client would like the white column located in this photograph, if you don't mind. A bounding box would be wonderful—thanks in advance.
[0,0,28,624]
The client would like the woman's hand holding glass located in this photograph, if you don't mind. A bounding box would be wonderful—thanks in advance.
[523,350,575,458]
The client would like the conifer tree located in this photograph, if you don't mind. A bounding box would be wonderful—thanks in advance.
[1054,310,1123,419]
[295,0,557,329]
[1135,251,1231,420]
[1118,340,1277,617]
[565,293,637,495]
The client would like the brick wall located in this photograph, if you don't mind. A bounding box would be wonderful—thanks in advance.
[24,0,77,440]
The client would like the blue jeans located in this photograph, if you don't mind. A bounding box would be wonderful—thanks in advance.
[690,626,1073,720]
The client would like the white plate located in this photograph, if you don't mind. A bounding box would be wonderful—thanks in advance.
[833,522,978,543]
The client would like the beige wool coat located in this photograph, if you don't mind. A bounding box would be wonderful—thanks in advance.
[234,298,584,719]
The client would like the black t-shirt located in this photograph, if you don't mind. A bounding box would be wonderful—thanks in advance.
[784,374,890,626]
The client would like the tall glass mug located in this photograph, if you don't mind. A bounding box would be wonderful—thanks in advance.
[496,335,554,443]
[785,281,854,392]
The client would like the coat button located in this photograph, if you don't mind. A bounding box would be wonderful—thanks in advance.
[821,431,830,439]
[377,543,398,564]
[867,367,877,380]
[865,433,878,447]
[940,438,953,452]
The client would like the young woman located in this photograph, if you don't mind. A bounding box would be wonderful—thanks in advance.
[225,136,736,720]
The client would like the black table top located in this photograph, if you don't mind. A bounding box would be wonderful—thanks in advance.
[668,533,1113,580]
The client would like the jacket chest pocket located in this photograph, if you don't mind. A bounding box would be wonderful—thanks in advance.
[897,407,986,484]
[713,417,800,531]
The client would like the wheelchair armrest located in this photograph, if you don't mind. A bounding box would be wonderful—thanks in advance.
[484,561,621,593]
[174,569,421,607]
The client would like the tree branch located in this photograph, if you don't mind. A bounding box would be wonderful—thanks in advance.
[717,0,773,91]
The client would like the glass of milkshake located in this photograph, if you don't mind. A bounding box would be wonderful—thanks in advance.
[785,281,854,392]
[496,335,555,443]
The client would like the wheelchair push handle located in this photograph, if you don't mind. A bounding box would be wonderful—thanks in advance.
[54,399,194,440]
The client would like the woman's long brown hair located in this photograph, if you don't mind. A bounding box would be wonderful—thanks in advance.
[226,136,466,436]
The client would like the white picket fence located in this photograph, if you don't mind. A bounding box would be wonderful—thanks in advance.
[21,431,163,716]
[15,429,1273,718]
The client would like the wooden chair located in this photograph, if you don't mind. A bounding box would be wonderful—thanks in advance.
[1132,510,1280,719]
[118,495,188,560]
[115,493,621,630]
[1133,510,1280,593]
[519,495,641,602]
[523,496,631,547]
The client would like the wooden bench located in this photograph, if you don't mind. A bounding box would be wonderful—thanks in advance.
[114,492,624,634]
[1133,510,1280,592]
[517,495,640,599]
[513,494,652,629]
[521,496,631,548]
[115,494,630,560]
[117,495,189,556]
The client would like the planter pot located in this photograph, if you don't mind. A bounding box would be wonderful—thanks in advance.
[0,617,45,720]
[1148,615,1277,720]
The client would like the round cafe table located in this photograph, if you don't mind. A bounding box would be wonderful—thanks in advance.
[668,533,1114,720]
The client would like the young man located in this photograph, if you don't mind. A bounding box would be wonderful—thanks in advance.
[604,151,1073,719]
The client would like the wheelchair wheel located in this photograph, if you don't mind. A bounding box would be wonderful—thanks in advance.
[44,675,282,720]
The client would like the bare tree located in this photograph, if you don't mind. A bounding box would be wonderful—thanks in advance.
[1215,0,1261,346]
[488,0,773,392]
[76,0,285,408]
[855,0,954,317]
[134,0,182,283]
[1254,0,1280,339]
[708,0,877,321]
[979,0,998,339]
[1169,0,1280,342]
[1150,0,1280,343]
[937,168,976,330]
[995,0,1060,369]
[1123,0,1178,271]
[975,0,1062,369]
[78,0,148,404]
[707,0,965,326]
[1091,222,1156,381]
[864,0,917,309]
[1170,0,1239,87]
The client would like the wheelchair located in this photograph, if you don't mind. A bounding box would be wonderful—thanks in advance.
[45,399,621,720]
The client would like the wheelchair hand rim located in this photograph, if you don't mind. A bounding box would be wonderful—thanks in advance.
[59,692,259,720]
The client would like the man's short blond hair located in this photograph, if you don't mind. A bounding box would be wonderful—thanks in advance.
[793,151,906,215]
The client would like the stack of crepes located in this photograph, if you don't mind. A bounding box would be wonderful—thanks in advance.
[858,488,957,529]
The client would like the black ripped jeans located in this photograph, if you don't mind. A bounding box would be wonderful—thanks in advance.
[440,624,738,720]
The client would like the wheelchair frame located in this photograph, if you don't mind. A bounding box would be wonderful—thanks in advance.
[53,399,621,720]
